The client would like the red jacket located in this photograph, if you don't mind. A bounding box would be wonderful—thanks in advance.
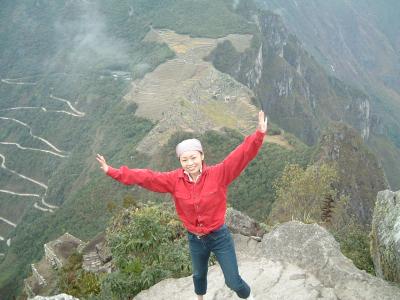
[107,130,265,234]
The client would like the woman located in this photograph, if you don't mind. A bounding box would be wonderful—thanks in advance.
[96,111,267,299]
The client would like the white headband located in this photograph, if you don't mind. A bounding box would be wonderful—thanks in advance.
[176,138,203,158]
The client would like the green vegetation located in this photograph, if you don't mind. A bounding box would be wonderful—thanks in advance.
[206,40,241,73]
[52,202,207,299]
[269,163,339,224]
[228,140,312,219]
[148,0,255,38]
[58,253,102,298]
[312,123,388,228]
[368,134,400,190]
[97,204,192,299]
[333,224,375,275]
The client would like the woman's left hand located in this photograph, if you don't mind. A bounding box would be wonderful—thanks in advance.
[257,110,267,133]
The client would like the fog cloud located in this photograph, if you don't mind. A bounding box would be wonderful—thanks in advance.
[54,1,129,71]
[232,0,241,10]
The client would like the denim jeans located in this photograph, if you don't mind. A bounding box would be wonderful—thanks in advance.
[187,224,251,298]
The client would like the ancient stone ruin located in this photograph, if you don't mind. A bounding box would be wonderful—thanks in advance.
[81,232,112,273]
[24,233,84,298]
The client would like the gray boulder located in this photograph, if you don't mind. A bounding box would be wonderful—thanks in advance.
[261,222,400,300]
[225,207,266,238]
[371,190,400,283]
[135,221,400,300]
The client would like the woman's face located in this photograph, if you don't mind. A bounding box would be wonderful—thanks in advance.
[179,150,204,176]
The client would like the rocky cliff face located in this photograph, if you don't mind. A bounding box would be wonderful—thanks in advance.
[313,123,387,227]
[371,190,400,283]
[261,0,400,93]
[135,221,400,299]
[210,10,376,147]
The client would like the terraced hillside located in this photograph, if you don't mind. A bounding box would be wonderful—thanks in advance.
[125,29,258,153]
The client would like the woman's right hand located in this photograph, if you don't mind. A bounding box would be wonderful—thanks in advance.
[257,110,268,134]
[96,154,109,173]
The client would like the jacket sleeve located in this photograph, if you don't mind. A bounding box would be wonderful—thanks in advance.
[106,166,176,193]
[216,130,265,186]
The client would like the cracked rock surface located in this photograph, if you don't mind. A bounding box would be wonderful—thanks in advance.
[135,221,400,300]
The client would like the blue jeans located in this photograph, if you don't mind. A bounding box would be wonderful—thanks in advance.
[187,224,251,298]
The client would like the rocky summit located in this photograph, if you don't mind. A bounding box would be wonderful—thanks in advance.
[135,221,400,300]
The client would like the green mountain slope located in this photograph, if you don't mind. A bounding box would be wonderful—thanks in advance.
[258,0,400,189]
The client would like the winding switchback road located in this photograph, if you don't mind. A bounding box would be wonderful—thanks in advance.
[0,142,67,158]
[50,94,86,117]
[0,153,58,211]
[0,117,66,154]
[0,217,16,227]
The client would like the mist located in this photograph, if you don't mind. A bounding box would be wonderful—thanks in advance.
[232,0,241,10]
[53,1,129,72]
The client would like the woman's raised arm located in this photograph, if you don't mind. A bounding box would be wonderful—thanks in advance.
[218,111,267,186]
[96,154,176,193]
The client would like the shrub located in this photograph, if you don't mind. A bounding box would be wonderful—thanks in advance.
[269,163,339,224]
[332,223,375,274]
[102,204,192,298]
[58,252,102,297]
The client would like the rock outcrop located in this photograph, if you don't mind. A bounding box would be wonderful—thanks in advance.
[225,207,266,238]
[135,221,400,299]
[371,190,400,283]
